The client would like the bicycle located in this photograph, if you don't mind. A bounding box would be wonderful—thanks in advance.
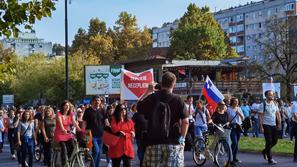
[34,142,43,162]
[192,123,231,167]
[51,132,95,167]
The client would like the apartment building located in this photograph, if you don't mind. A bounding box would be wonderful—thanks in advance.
[1,31,53,56]
[214,0,297,60]
[152,21,178,48]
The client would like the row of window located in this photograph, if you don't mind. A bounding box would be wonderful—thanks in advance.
[232,45,245,53]
[229,24,244,33]
[246,22,262,30]
[218,3,295,24]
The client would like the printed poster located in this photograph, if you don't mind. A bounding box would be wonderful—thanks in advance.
[120,69,154,100]
[85,65,122,95]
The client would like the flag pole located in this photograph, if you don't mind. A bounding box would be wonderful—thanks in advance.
[199,75,207,100]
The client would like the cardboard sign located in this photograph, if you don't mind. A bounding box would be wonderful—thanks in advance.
[120,69,154,100]
[262,83,281,98]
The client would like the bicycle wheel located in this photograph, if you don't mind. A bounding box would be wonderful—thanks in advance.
[71,151,95,167]
[214,139,231,167]
[34,147,41,161]
[193,138,207,166]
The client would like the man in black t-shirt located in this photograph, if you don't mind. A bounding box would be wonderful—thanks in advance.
[137,72,189,167]
[83,95,107,167]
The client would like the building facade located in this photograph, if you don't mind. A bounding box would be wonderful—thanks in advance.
[214,0,297,60]
[1,31,53,56]
[152,21,178,48]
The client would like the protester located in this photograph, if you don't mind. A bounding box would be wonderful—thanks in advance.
[132,103,147,167]
[228,97,244,165]
[108,103,135,167]
[137,72,189,167]
[0,110,4,153]
[277,99,288,139]
[259,90,281,165]
[184,95,195,151]
[7,109,16,158]
[291,102,297,162]
[194,100,212,138]
[251,97,261,137]
[54,100,81,167]
[240,100,251,136]
[41,106,56,167]
[83,95,107,167]
[76,107,87,148]
[14,108,23,166]
[17,109,37,167]
[103,105,114,167]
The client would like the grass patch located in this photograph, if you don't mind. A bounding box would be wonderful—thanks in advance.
[239,137,294,155]
[207,136,294,155]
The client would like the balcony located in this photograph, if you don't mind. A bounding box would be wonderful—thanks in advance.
[173,80,262,95]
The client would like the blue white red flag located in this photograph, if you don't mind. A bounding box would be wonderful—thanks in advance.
[202,76,224,109]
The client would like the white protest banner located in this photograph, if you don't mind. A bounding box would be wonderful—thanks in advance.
[120,69,154,100]
[2,95,14,104]
[262,83,281,98]
[85,65,122,95]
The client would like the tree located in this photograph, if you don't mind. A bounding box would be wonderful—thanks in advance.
[112,12,152,62]
[0,0,56,37]
[71,28,89,53]
[52,43,65,56]
[169,3,237,60]
[253,16,297,99]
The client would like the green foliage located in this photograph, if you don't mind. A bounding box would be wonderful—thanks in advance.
[0,0,56,37]
[6,52,98,105]
[71,13,152,64]
[52,43,65,56]
[169,3,237,60]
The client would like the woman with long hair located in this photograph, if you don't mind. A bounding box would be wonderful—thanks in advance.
[7,109,16,159]
[227,97,244,165]
[17,109,37,167]
[54,100,81,167]
[108,103,135,167]
[42,106,56,166]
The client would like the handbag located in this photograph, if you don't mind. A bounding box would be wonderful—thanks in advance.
[102,131,120,147]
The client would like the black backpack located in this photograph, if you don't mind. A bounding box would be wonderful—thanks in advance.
[147,94,172,139]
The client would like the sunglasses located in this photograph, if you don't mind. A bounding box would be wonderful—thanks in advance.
[120,107,127,111]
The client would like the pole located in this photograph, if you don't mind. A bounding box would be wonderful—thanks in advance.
[65,0,69,99]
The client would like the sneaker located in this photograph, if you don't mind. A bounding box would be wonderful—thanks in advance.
[18,164,22,167]
[11,154,16,159]
[262,150,268,161]
[233,159,242,163]
[107,162,112,167]
[25,161,29,167]
[268,159,277,165]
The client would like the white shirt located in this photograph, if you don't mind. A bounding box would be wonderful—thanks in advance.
[185,103,195,121]
[251,103,260,119]
[291,103,297,122]
[259,101,278,126]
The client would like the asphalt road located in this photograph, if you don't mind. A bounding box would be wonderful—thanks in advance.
[0,144,296,167]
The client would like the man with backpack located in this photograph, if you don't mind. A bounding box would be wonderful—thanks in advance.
[259,90,281,165]
[137,72,189,167]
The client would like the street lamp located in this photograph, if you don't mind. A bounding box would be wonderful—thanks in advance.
[65,0,69,99]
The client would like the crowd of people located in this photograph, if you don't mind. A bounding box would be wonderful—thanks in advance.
[0,71,296,167]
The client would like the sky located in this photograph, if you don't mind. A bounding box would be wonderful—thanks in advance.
[33,0,261,45]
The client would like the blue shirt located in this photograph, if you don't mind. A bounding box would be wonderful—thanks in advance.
[241,105,251,118]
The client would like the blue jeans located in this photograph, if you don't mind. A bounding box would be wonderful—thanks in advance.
[252,117,259,137]
[21,138,34,167]
[230,128,241,161]
[92,137,102,167]
[194,125,208,138]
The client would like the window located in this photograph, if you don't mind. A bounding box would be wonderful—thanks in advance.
[246,14,249,18]
[230,36,237,43]
[268,9,271,16]
[258,11,262,16]
[237,24,244,32]
[237,45,244,52]
[229,26,236,33]
[258,22,262,28]
[285,3,295,11]
[236,14,244,22]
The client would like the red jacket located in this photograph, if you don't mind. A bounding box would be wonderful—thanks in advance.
[108,117,135,159]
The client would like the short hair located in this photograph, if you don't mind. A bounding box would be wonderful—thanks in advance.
[264,90,273,97]
[161,72,176,88]
[187,95,193,100]
[92,95,101,102]
[230,97,239,106]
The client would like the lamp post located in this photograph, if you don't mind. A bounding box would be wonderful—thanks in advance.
[65,0,69,99]
[242,56,250,80]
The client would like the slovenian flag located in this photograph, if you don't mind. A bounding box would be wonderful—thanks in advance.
[202,76,224,109]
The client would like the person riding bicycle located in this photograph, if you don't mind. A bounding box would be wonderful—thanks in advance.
[194,100,212,139]
[54,100,81,167]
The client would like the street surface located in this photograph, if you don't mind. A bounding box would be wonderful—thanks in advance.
[0,144,296,167]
